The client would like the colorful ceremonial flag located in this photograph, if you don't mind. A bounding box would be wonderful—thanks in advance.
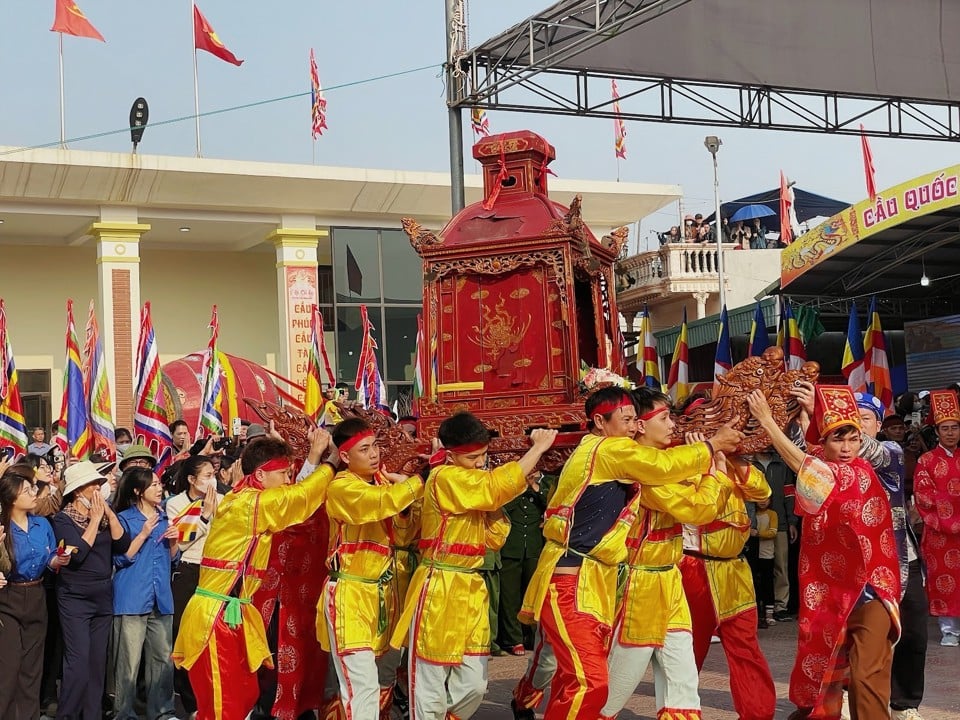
[471,107,490,137]
[134,302,172,455]
[612,79,627,160]
[82,301,115,460]
[171,498,203,542]
[429,325,439,402]
[864,297,893,410]
[841,301,867,393]
[198,306,223,437]
[779,171,795,244]
[637,305,660,389]
[304,305,335,423]
[354,305,388,411]
[860,123,877,199]
[667,308,689,404]
[51,0,105,41]
[714,305,732,380]
[412,313,425,410]
[777,300,806,371]
[748,302,769,357]
[0,301,28,456]
[193,4,243,66]
[56,300,91,459]
[309,48,327,139]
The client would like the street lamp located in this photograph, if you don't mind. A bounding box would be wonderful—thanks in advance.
[704,135,726,311]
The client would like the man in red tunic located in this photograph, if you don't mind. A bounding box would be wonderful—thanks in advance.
[748,385,901,720]
[913,389,960,646]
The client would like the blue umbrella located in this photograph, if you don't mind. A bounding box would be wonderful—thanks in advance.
[729,204,777,223]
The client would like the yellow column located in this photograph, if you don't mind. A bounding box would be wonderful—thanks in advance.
[271,226,327,402]
[90,221,151,430]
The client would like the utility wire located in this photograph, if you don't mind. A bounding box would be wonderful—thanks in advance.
[0,62,441,158]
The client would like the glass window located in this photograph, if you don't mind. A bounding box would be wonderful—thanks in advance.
[381,230,424,304]
[333,228,381,304]
[317,266,334,306]
[335,306,384,388]
[383,307,420,382]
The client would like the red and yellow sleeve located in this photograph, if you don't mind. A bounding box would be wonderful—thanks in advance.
[431,462,526,514]
[640,474,723,525]
[255,464,335,534]
[598,437,712,487]
[326,472,423,524]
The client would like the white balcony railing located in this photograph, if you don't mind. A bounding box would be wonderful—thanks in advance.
[615,242,740,305]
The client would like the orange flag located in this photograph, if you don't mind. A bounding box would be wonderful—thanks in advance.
[51,0,105,42]
[193,4,243,66]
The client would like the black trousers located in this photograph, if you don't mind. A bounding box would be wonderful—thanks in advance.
[171,561,201,714]
[890,560,928,711]
[0,583,47,720]
[40,583,63,707]
[57,581,112,720]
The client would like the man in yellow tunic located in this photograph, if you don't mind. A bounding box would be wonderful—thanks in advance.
[391,412,558,720]
[601,389,729,720]
[678,446,776,720]
[517,387,743,720]
[319,418,424,720]
[171,434,336,720]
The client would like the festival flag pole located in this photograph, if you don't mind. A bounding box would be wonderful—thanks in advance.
[191,3,243,158]
[58,33,65,148]
[50,0,106,148]
[191,0,202,157]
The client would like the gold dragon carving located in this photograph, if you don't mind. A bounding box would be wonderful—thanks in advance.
[671,346,820,454]
[468,294,532,369]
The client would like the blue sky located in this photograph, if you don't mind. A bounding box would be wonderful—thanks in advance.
[3,1,957,250]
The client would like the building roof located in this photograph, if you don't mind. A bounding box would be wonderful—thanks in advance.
[0,146,681,251]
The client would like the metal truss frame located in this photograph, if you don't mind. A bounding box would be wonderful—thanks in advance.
[455,0,960,142]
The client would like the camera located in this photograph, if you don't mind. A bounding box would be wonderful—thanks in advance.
[212,436,232,452]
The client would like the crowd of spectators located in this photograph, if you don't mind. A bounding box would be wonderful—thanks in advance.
[659,214,788,250]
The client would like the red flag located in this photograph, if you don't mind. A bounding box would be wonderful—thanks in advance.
[612,79,627,159]
[779,170,794,244]
[309,49,327,138]
[860,123,877,199]
[193,4,243,66]
[51,0,105,42]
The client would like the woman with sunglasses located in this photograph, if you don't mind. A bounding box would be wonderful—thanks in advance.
[0,464,70,719]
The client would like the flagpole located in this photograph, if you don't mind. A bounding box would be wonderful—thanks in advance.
[191,0,201,157]
[58,33,66,148]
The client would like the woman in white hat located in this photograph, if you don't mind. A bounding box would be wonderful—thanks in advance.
[51,460,131,720]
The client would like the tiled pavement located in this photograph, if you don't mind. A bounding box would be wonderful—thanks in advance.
[478,619,960,719]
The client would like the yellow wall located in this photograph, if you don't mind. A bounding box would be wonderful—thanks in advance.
[2,245,99,365]
[140,249,278,364]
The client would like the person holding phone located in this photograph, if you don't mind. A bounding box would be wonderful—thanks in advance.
[52,461,131,720]
[0,464,70,719]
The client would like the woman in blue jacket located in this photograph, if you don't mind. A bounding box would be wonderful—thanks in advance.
[112,466,180,720]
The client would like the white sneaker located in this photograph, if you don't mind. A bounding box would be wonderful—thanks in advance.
[891,709,924,720]
[840,690,850,720]
[940,633,959,646]
[710,634,721,643]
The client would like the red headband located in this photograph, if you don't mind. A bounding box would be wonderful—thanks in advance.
[446,442,488,454]
[232,457,291,493]
[592,398,634,417]
[339,430,375,454]
[639,406,669,421]
[258,458,291,473]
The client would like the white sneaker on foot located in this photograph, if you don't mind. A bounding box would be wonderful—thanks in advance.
[891,708,924,720]
[710,634,721,643]
[940,633,959,646]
